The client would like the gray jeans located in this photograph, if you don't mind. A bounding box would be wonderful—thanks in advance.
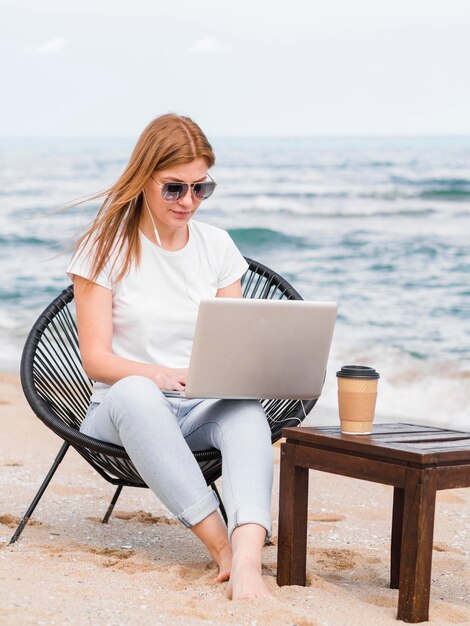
[80,375,273,539]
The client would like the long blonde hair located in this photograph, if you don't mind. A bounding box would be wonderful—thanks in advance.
[73,113,215,283]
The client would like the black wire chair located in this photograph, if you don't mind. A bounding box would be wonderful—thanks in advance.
[10,257,317,544]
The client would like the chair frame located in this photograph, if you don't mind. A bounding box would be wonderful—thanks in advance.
[10,257,317,544]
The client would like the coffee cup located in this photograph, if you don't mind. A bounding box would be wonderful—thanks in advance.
[336,365,380,435]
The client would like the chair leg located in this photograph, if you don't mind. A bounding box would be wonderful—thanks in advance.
[9,442,70,545]
[211,482,227,524]
[102,485,124,524]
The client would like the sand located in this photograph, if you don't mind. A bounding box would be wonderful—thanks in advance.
[1,372,469,626]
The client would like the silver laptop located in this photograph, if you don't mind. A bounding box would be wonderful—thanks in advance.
[163,298,337,400]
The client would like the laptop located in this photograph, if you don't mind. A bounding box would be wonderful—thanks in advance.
[163,297,337,400]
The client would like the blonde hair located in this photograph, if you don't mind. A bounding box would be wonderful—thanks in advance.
[73,113,215,283]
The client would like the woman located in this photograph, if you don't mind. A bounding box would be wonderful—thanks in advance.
[67,113,273,600]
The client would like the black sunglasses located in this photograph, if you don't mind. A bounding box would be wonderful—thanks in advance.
[151,173,217,203]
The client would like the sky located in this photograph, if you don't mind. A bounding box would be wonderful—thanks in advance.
[1,0,470,137]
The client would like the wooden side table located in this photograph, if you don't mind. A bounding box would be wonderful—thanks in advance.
[276,423,470,623]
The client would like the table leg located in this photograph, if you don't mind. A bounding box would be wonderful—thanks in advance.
[390,487,404,589]
[277,442,309,586]
[398,468,437,623]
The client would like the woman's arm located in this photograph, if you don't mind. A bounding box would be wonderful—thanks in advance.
[74,275,187,391]
[216,279,243,298]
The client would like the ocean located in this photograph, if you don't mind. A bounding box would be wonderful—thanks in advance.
[1,136,469,429]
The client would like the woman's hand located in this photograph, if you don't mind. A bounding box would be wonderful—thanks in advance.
[153,367,188,391]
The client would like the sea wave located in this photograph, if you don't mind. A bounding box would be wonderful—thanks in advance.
[0,285,60,303]
[318,207,437,219]
[228,227,309,249]
[0,189,47,197]
[0,234,58,247]
[420,189,470,200]
[391,176,470,187]
[224,191,349,200]
[215,196,440,218]
[320,342,470,431]
[219,186,470,205]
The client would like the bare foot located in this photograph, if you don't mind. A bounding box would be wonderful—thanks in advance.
[225,556,272,600]
[191,511,232,583]
[214,543,232,583]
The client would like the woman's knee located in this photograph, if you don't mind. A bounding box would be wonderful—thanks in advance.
[221,400,270,437]
[108,375,161,404]
[105,376,168,421]
[104,375,175,431]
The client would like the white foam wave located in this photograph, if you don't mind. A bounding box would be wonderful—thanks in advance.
[320,343,470,432]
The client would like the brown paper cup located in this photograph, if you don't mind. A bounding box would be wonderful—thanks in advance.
[337,367,379,435]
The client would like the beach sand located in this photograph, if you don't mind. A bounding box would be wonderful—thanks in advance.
[1,373,469,626]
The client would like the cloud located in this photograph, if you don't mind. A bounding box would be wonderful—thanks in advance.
[23,37,66,56]
[189,37,231,55]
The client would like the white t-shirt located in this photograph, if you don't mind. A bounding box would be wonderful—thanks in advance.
[67,220,249,402]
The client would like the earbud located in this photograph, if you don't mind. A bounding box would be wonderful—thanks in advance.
[143,189,162,248]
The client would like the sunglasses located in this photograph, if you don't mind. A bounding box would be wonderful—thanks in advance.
[150,173,216,203]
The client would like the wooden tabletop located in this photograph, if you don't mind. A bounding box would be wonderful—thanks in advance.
[282,423,470,466]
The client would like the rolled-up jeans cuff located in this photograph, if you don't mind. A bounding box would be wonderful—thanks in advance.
[177,490,220,528]
[229,507,272,543]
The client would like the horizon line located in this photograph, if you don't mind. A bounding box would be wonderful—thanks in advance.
[1,132,470,141]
